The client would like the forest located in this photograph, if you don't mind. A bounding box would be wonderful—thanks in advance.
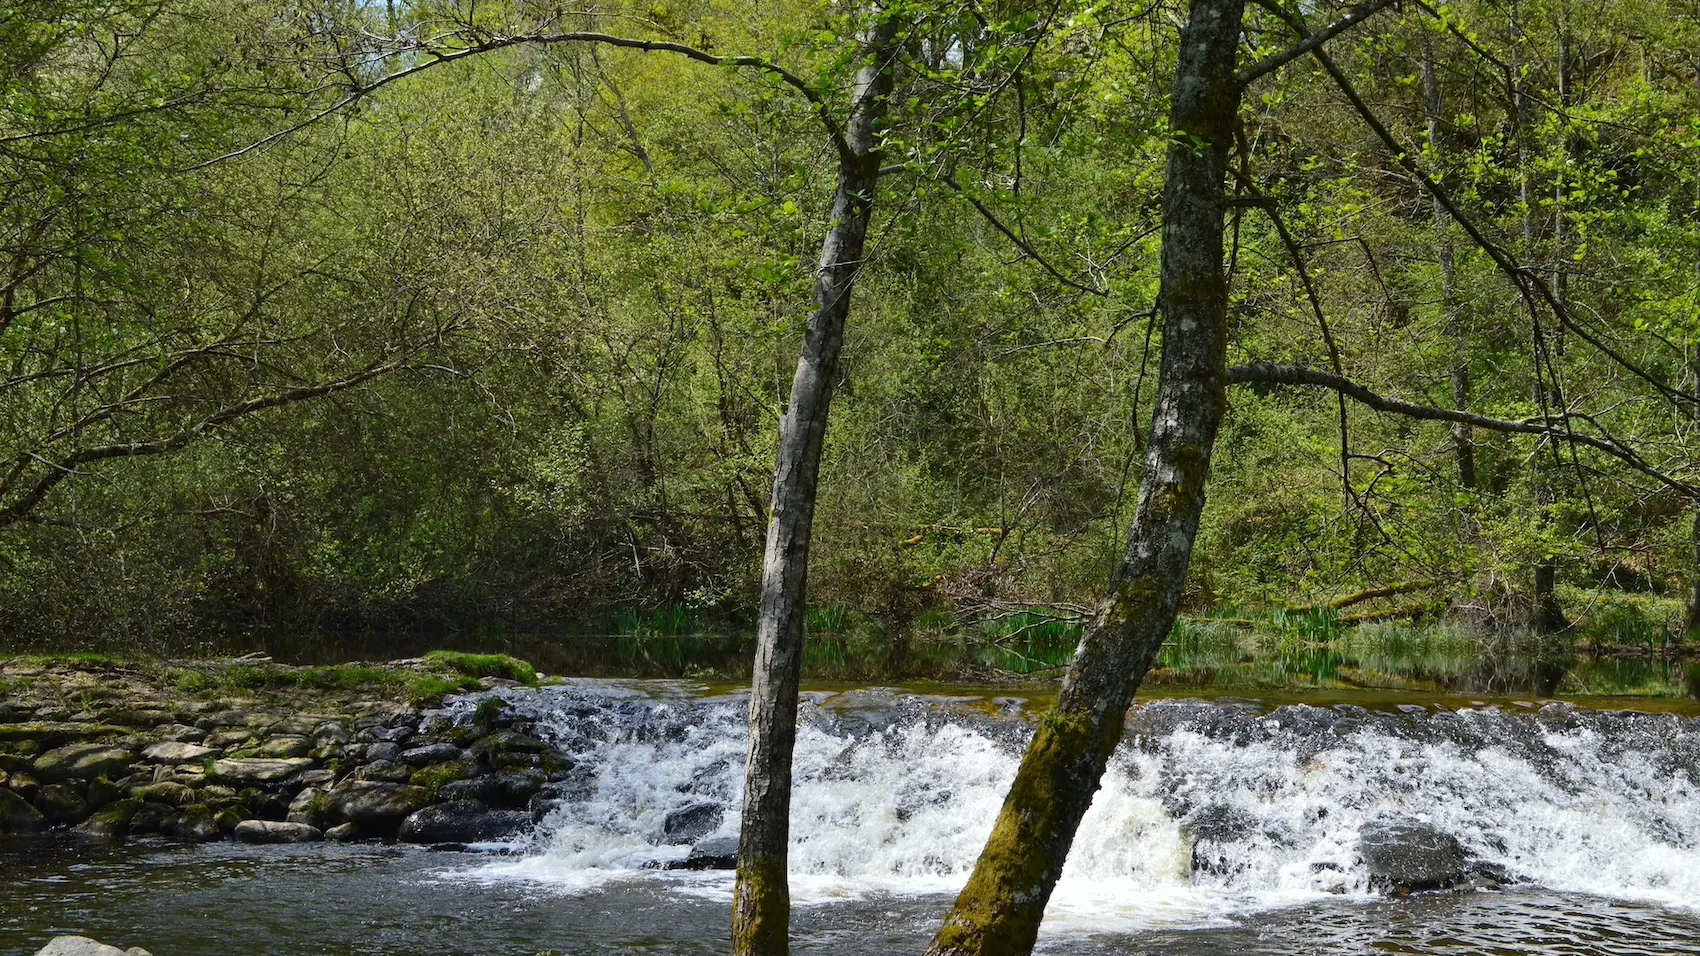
[7,3,1700,956]
[6,0,1699,653]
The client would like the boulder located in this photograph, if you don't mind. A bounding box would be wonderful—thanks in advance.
[486,769,546,809]
[668,836,739,871]
[323,781,427,834]
[34,785,91,825]
[142,741,215,764]
[663,802,724,844]
[127,802,174,835]
[74,798,141,838]
[7,770,40,801]
[286,788,327,827]
[174,805,221,843]
[131,782,198,807]
[324,822,360,841]
[254,736,313,759]
[363,742,403,764]
[401,743,464,767]
[211,757,313,784]
[1359,822,1468,895]
[0,787,47,835]
[351,760,413,783]
[234,819,323,844]
[397,801,529,844]
[32,936,152,956]
[33,745,133,783]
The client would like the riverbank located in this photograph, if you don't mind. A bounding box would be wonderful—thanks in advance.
[0,654,565,844]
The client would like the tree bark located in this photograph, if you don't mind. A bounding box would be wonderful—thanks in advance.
[1420,42,1475,490]
[1510,0,1566,633]
[1686,507,1700,636]
[732,15,898,956]
[923,0,1244,952]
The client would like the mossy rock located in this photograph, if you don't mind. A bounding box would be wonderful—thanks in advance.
[471,731,550,758]
[410,761,476,797]
[76,797,143,838]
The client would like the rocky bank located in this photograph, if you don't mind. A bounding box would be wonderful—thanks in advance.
[0,655,562,846]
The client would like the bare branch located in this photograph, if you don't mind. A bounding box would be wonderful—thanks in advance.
[1229,363,1699,497]
[1237,0,1397,86]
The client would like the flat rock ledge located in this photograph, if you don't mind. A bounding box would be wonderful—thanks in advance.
[0,657,569,851]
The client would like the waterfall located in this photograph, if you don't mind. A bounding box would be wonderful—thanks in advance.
[458,683,1700,933]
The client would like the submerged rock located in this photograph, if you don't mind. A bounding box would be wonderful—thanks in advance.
[1359,821,1468,895]
[667,835,739,870]
[33,937,152,956]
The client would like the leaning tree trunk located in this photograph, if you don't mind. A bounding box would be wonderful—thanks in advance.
[732,16,899,956]
[924,0,1245,952]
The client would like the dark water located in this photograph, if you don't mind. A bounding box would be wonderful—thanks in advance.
[3,840,1697,956]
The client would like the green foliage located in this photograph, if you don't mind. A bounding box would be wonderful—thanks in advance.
[424,652,538,684]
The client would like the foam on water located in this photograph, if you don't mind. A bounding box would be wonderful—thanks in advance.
[461,685,1700,934]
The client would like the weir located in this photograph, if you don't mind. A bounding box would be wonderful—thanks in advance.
[462,683,1700,932]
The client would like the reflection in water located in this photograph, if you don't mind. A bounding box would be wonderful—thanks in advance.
[243,625,1700,705]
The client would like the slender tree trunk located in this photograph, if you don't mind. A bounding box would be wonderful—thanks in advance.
[924,0,1244,952]
[1686,506,1700,636]
[1511,0,1565,633]
[732,15,898,956]
[1420,43,1475,490]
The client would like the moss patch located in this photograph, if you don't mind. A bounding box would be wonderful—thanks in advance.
[424,651,538,684]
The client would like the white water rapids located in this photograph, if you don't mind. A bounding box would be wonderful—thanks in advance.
[457,684,1700,936]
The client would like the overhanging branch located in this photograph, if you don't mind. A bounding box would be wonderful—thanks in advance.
[1237,0,1397,86]
[1229,363,1699,498]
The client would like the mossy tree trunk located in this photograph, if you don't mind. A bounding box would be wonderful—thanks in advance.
[732,13,899,956]
[923,0,1245,952]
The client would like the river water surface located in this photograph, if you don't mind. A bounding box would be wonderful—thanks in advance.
[5,680,1700,954]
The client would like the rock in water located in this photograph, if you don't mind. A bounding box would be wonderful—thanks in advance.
[0,787,46,835]
[667,836,739,871]
[234,820,323,844]
[397,801,529,843]
[1359,821,1468,894]
[323,781,427,835]
[33,937,152,956]
[662,801,723,844]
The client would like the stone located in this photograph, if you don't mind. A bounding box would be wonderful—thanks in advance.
[437,778,493,803]
[175,804,221,843]
[204,729,252,748]
[323,781,427,834]
[401,743,464,767]
[1359,822,1468,895]
[471,730,550,757]
[352,760,413,783]
[212,757,314,784]
[33,745,134,783]
[74,798,141,838]
[364,742,403,763]
[0,786,47,835]
[127,802,174,835]
[662,802,723,844]
[668,836,739,871]
[131,781,199,807]
[397,801,529,844]
[85,777,122,810]
[254,736,313,759]
[34,784,90,825]
[252,792,291,821]
[157,724,206,743]
[234,819,323,844]
[324,822,360,841]
[486,769,546,809]
[213,808,247,834]
[32,936,144,956]
[142,741,215,764]
[286,788,327,827]
[6,770,40,801]
[312,721,350,744]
